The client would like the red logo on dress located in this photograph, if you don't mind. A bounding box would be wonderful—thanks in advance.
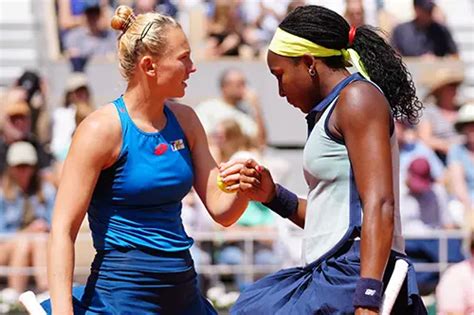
[154,143,168,155]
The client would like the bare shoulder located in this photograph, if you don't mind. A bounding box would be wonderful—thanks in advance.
[75,103,121,140]
[167,102,199,124]
[167,102,203,147]
[336,81,391,125]
[71,103,122,164]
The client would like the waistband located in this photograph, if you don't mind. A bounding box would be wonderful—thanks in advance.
[92,248,194,273]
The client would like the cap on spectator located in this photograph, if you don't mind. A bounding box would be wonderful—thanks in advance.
[407,158,433,193]
[6,141,38,166]
[423,66,464,95]
[414,0,435,11]
[5,101,31,117]
[66,72,88,92]
[454,102,474,132]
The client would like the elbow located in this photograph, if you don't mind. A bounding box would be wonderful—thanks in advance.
[212,214,236,227]
[363,197,395,228]
[218,220,235,228]
[380,197,395,229]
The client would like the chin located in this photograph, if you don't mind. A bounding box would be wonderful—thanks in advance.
[288,99,308,114]
[171,89,185,99]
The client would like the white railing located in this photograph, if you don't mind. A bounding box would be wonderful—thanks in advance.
[0,230,469,283]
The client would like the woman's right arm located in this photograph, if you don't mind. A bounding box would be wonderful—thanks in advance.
[223,160,307,229]
[48,106,120,314]
[287,198,307,228]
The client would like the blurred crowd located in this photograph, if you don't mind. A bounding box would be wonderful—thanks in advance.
[0,0,473,313]
[52,0,462,72]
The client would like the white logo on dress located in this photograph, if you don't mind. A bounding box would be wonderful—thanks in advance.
[170,139,185,151]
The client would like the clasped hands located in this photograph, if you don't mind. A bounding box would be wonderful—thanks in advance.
[218,159,276,203]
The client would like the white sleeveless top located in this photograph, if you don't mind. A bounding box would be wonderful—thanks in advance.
[301,75,405,265]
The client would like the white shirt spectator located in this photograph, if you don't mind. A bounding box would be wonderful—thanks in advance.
[196,98,258,140]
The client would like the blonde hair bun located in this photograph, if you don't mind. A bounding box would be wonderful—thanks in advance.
[111,5,136,32]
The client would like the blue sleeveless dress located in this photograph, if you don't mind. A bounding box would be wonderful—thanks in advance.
[42,96,216,314]
[231,74,427,314]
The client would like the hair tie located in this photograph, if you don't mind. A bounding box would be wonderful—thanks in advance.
[348,26,357,46]
[122,13,136,34]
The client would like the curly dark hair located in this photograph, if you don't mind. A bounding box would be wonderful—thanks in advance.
[279,5,423,124]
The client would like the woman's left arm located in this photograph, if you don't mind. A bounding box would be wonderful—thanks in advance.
[335,82,395,313]
[170,103,249,227]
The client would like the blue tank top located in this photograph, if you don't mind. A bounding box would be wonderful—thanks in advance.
[87,96,194,253]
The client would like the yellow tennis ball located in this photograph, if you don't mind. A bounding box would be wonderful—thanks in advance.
[217,175,236,193]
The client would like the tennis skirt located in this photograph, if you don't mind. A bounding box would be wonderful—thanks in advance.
[41,248,216,315]
[231,239,427,315]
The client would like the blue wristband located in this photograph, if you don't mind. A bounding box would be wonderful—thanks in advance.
[262,184,298,218]
[353,277,383,310]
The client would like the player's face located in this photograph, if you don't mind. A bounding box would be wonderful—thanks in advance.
[267,51,319,113]
[150,27,196,98]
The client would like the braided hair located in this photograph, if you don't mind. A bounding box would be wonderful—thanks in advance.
[280,5,422,124]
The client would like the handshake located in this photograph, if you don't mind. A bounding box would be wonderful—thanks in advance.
[216,158,276,204]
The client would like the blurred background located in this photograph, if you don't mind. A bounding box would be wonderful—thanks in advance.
[0,0,473,313]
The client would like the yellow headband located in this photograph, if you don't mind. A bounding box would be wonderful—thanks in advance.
[268,28,370,80]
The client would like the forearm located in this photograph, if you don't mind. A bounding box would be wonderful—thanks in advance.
[422,137,451,154]
[360,199,394,280]
[208,190,249,227]
[205,170,249,226]
[263,183,305,228]
[454,184,471,209]
[288,197,306,228]
[48,231,75,314]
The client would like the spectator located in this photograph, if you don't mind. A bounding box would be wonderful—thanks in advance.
[448,102,474,222]
[209,119,256,164]
[211,119,279,291]
[132,0,178,17]
[0,142,56,295]
[418,66,465,163]
[241,1,289,58]
[344,0,365,27]
[63,0,117,71]
[0,101,53,177]
[57,0,111,49]
[204,0,245,58]
[436,231,474,315]
[196,68,267,148]
[286,0,306,15]
[390,0,458,58]
[374,0,398,35]
[15,71,50,145]
[50,73,94,162]
[400,158,454,232]
[401,158,463,295]
[395,120,445,183]
[128,0,178,16]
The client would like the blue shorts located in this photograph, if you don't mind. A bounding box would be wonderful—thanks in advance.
[41,249,216,314]
[231,240,427,315]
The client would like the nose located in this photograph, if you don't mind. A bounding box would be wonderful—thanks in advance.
[189,61,197,74]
